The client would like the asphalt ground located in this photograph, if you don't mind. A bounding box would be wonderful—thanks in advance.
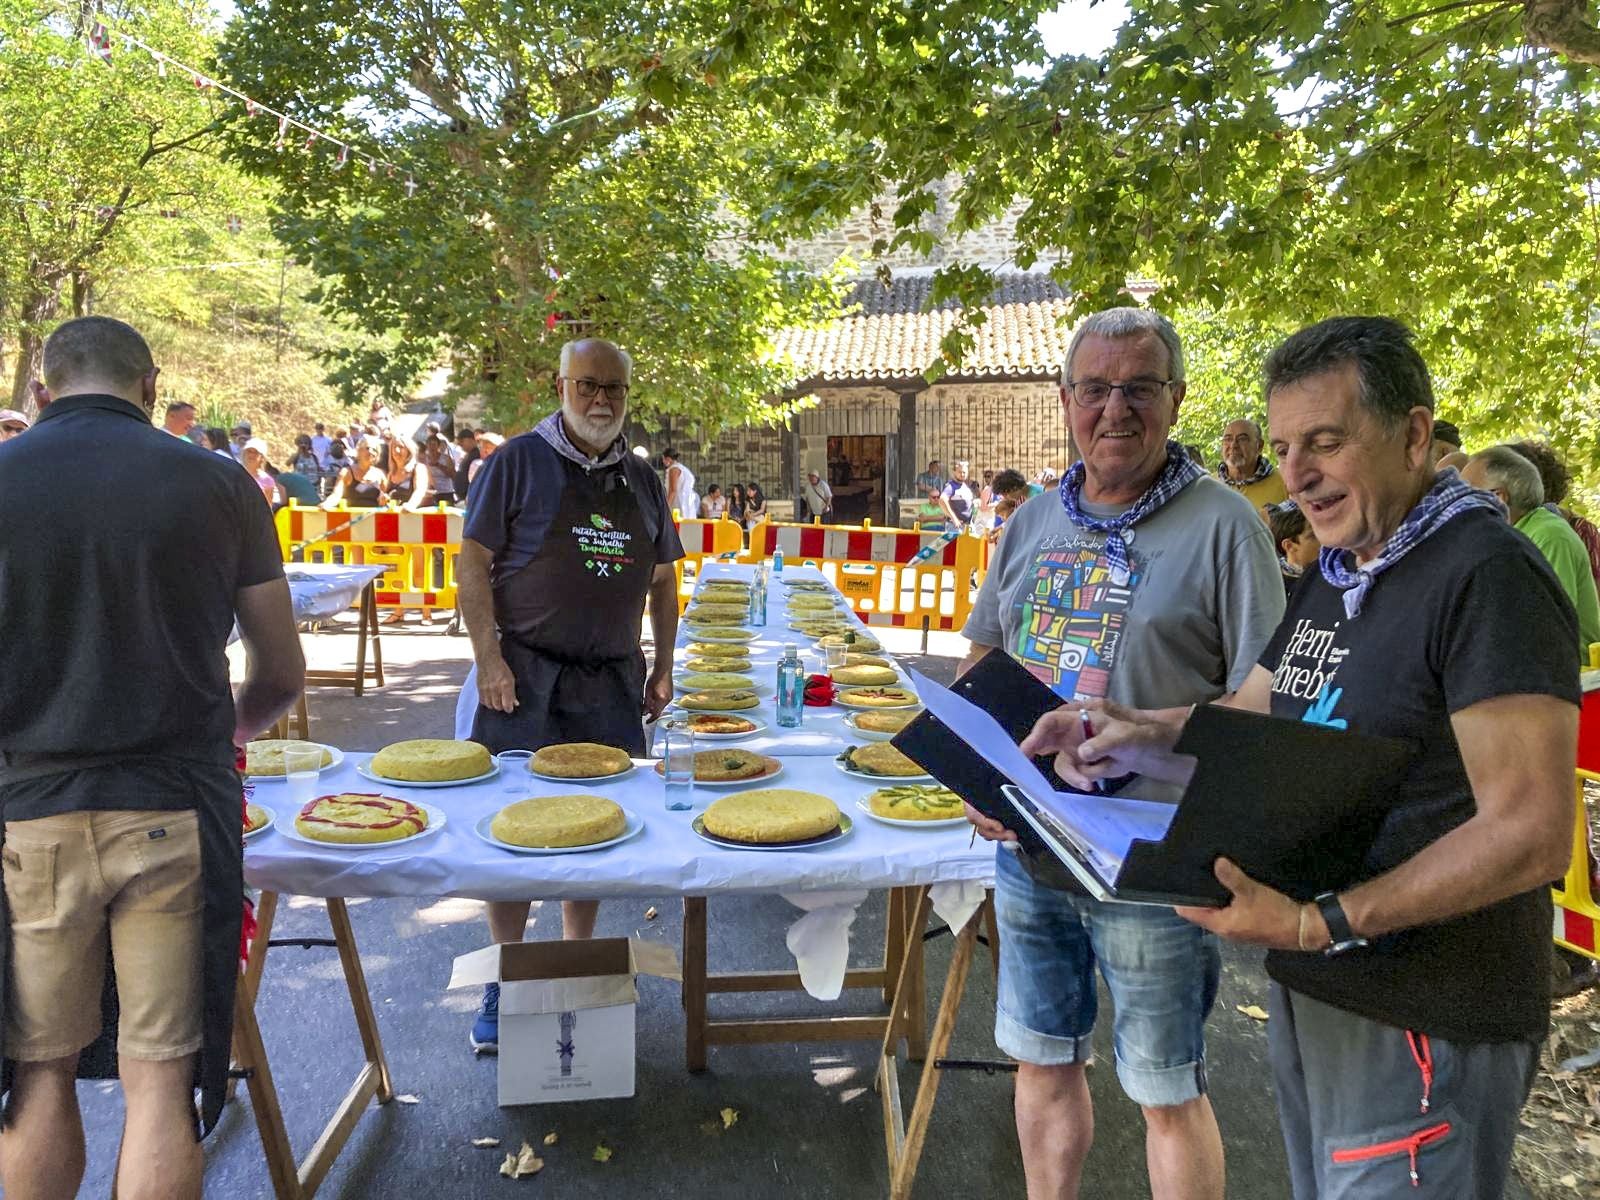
[55,616,1533,1199]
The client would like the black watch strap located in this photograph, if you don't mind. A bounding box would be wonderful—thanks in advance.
[1314,892,1369,956]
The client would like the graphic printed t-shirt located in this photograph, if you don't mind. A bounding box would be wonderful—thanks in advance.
[964,474,1284,807]
[1260,509,1578,1044]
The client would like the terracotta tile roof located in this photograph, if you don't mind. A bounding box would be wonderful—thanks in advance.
[774,271,1073,385]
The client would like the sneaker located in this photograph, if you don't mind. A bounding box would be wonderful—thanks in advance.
[470,982,499,1054]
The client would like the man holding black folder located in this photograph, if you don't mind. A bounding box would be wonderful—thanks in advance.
[1024,317,1579,1199]
[961,307,1284,1200]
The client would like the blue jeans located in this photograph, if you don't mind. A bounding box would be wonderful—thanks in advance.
[993,846,1220,1108]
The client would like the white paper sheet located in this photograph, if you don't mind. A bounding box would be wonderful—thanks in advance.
[906,668,1175,888]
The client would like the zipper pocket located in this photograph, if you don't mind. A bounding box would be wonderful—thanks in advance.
[1329,1121,1452,1187]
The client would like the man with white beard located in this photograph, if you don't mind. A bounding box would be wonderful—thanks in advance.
[455,338,684,1053]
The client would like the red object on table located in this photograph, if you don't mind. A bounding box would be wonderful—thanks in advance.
[804,673,836,706]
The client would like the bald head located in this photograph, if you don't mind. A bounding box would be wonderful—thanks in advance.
[1220,418,1264,477]
[1460,445,1543,522]
[557,338,633,455]
[43,316,158,411]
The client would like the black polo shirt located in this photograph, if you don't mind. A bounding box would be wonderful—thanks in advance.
[0,393,284,819]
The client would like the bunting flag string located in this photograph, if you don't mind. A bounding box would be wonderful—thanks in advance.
[78,10,420,195]
[4,192,254,235]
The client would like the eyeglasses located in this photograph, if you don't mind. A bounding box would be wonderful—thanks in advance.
[568,377,629,403]
[1066,378,1172,408]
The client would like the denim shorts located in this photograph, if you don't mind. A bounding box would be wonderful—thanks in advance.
[993,846,1221,1108]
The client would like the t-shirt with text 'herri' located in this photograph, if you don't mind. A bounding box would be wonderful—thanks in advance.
[1260,508,1579,1045]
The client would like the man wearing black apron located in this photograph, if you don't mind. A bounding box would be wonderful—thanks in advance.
[457,337,683,1054]
[0,317,303,1198]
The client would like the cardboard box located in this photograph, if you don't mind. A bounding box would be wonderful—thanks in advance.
[448,938,680,1106]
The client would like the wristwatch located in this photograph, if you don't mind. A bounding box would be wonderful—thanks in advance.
[1314,892,1369,956]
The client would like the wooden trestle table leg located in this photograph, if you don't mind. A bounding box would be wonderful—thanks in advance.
[683,896,709,1072]
[229,894,394,1200]
[877,891,995,1200]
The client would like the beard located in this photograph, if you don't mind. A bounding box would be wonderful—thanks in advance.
[563,400,625,450]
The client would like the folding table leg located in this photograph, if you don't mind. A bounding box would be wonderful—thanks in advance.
[228,891,280,1103]
[230,895,393,1200]
[683,896,708,1072]
[878,894,992,1200]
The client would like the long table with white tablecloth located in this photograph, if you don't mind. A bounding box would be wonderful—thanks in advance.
[231,562,998,1200]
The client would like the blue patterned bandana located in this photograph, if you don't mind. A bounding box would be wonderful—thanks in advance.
[534,411,627,469]
[1318,467,1506,619]
[1058,440,1205,586]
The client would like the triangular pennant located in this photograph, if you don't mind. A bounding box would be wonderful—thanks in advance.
[404,174,417,197]
[304,131,318,149]
[194,73,212,90]
[87,22,112,64]
[245,98,258,116]
[276,115,289,148]
[336,145,349,169]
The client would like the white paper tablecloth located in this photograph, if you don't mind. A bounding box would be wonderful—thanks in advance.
[285,563,386,623]
[273,562,991,999]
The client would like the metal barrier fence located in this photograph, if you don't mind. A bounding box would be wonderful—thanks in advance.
[672,516,748,610]
[276,502,462,617]
[740,518,986,633]
[1556,769,1600,960]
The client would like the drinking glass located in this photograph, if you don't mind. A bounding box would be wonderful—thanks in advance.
[496,749,535,794]
[659,719,696,811]
[282,746,325,809]
[825,641,848,671]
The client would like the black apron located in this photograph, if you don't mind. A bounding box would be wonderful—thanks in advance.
[472,457,660,757]
[0,760,242,1138]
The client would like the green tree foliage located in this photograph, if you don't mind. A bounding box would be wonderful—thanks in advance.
[735,1,1600,457]
[0,0,249,408]
[218,0,999,432]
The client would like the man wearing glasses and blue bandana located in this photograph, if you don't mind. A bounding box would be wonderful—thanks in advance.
[961,307,1283,1200]
[456,337,683,1053]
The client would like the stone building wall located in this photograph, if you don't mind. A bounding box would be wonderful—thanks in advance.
[919,381,1071,478]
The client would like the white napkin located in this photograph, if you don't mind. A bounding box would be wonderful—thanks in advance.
[782,889,870,1000]
[929,879,986,937]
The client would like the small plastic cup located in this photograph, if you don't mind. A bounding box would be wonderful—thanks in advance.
[495,749,535,793]
[282,745,325,808]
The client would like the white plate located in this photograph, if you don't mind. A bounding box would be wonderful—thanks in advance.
[276,800,447,851]
[674,679,771,697]
[355,760,499,788]
[690,813,854,851]
[854,797,967,829]
[668,697,767,715]
[843,712,914,742]
[833,690,918,710]
[527,762,638,785]
[650,758,784,788]
[473,809,645,855]
[834,758,933,784]
[246,745,346,783]
[666,715,768,741]
[242,806,275,839]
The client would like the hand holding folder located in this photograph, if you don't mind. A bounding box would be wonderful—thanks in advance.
[893,656,1413,908]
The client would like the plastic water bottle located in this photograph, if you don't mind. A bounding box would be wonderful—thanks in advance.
[772,545,784,574]
[776,643,804,728]
[748,574,766,627]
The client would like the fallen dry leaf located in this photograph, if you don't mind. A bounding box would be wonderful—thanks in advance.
[644,906,658,920]
[470,1136,501,1148]
[1235,1004,1270,1022]
[1578,1132,1600,1158]
[499,1142,544,1179]
[1560,1174,1579,1188]
[395,1093,421,1104]
[593,1143,613,1163]
[543,1132,558,1146]
[720,1107,739,1130]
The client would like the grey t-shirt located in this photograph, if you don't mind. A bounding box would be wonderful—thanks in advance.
[964,475,1285,805]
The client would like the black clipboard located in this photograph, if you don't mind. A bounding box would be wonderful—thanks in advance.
[894,654,1414,907]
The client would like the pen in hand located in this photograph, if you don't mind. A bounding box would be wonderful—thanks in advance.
[1079,708,1106,794]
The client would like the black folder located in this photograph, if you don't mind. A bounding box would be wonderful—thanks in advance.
[894,653,1414,907]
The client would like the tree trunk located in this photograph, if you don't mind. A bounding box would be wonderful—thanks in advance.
[1525,0,1600,65]
[9,283,62,414]
[71,270,92,317]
